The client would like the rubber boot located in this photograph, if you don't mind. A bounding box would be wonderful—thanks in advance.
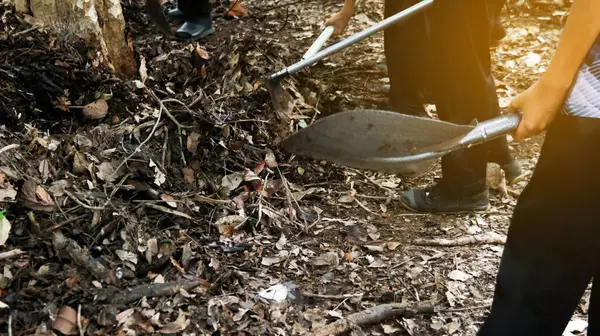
[167,8,184,20]
[175,0,215,40]
[400,179,490,214]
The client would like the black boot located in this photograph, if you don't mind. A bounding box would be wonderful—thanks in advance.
[167,8,184,20]
[175,17,215,40]
[175,0,215,40]
[500,159,525,185]
[400,179,490,214]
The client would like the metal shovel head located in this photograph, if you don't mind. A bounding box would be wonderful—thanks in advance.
[280,109,475,176]
[146,0,173,36]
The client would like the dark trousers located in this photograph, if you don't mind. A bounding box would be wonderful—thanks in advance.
[383,0,512,193]
[177,0,211,21]
[479,115,600,335]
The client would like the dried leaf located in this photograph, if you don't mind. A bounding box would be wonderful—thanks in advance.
[386,242,401,250]
[265,151,278,168]
[73,151,90,174]
[447,270,472,282]
[139,56,148,84]
[52,306,77,335]
[115,250,138,265]
[182,168,195,186]
[261,257,281,266]
[364,245,384,252]
[524,52,541,67]
[82,99,109,120]
[0,215,10,246]
[20,180,57,212]
[225,1,249,18]
[254,161,266,175]
[221,172,244,191]
[35,186,53,205]
[96,162,119,183]
[160,194,177,208]
[275,233,287,250]
[312,252,339,267]
[0,182,17,202]
[186,132,201,154]
[195,45,210,60]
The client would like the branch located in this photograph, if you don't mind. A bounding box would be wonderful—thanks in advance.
[311,303,434,336]
[413,232,506,247]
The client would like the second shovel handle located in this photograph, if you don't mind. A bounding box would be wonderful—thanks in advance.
[302,26,335,60]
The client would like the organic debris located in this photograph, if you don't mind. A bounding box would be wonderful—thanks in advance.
[0,0,587,335]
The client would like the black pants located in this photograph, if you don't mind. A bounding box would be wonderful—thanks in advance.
[479,115,600,335]
[177,0,211,21]
[383,0,512,193]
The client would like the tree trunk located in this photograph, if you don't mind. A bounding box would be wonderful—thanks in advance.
[17,0,137,76]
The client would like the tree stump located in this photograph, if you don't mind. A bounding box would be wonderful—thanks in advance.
[16,0,137,76]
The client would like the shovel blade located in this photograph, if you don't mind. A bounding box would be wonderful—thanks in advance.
[146,0,173,36]
[280,109,474,176]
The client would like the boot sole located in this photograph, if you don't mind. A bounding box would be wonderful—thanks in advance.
[399,198,491,215]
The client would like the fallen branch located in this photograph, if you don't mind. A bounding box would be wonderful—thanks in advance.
[311,302,434,336]
[52,232,109,281]
[111,279,208,304]
[0,249,25,260]
[413,232,506,247]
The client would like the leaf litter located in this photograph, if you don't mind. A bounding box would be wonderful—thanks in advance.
[0,0,582,335]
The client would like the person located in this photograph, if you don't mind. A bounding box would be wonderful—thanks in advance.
[165,0,215,39]
[478,0,600,334]
[326,0,523,213]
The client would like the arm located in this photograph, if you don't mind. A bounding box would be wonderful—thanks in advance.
[543,0,600,89]
[511,0,600,141]
[325,0,357,35]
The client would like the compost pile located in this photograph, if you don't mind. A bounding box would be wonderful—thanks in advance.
[0,0,574,335]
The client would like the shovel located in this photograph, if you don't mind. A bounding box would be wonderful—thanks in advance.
[266,0,434,120]
[146,0,174,36]
[280,110,522,177]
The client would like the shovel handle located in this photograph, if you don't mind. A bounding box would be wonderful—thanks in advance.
[459,113,522,147]
[268,0,434,82]
[302,26,335,60]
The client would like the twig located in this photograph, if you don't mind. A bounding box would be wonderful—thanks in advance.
[354,194,400,200]
[304,292,364,300]
[193,194,235,206]
[12,25,40,37]
[0,144,19,154]
[277,167,306,230]
[110,99,162,181]
[311,303,435,336]
[354,198,382,217]
[110,279,208,304]
[8,315,11,336]
[145,203,193,220]
[77,304,84,336]
[64,189,105,211]
[0,249,25,260]
[413,232,506,247]
[52,232,109,281]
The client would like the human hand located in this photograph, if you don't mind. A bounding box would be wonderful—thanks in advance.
[325,8,354,35]
[508,77,572,141]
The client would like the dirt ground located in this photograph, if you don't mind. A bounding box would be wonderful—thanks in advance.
[0,0,587,335]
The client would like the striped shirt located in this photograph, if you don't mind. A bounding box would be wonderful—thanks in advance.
[562,36,600,118]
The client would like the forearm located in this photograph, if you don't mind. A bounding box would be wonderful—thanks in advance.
[340,0,356,15]
[543,0,600,88]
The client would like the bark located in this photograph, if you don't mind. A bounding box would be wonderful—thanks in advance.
[17,0,137,75]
